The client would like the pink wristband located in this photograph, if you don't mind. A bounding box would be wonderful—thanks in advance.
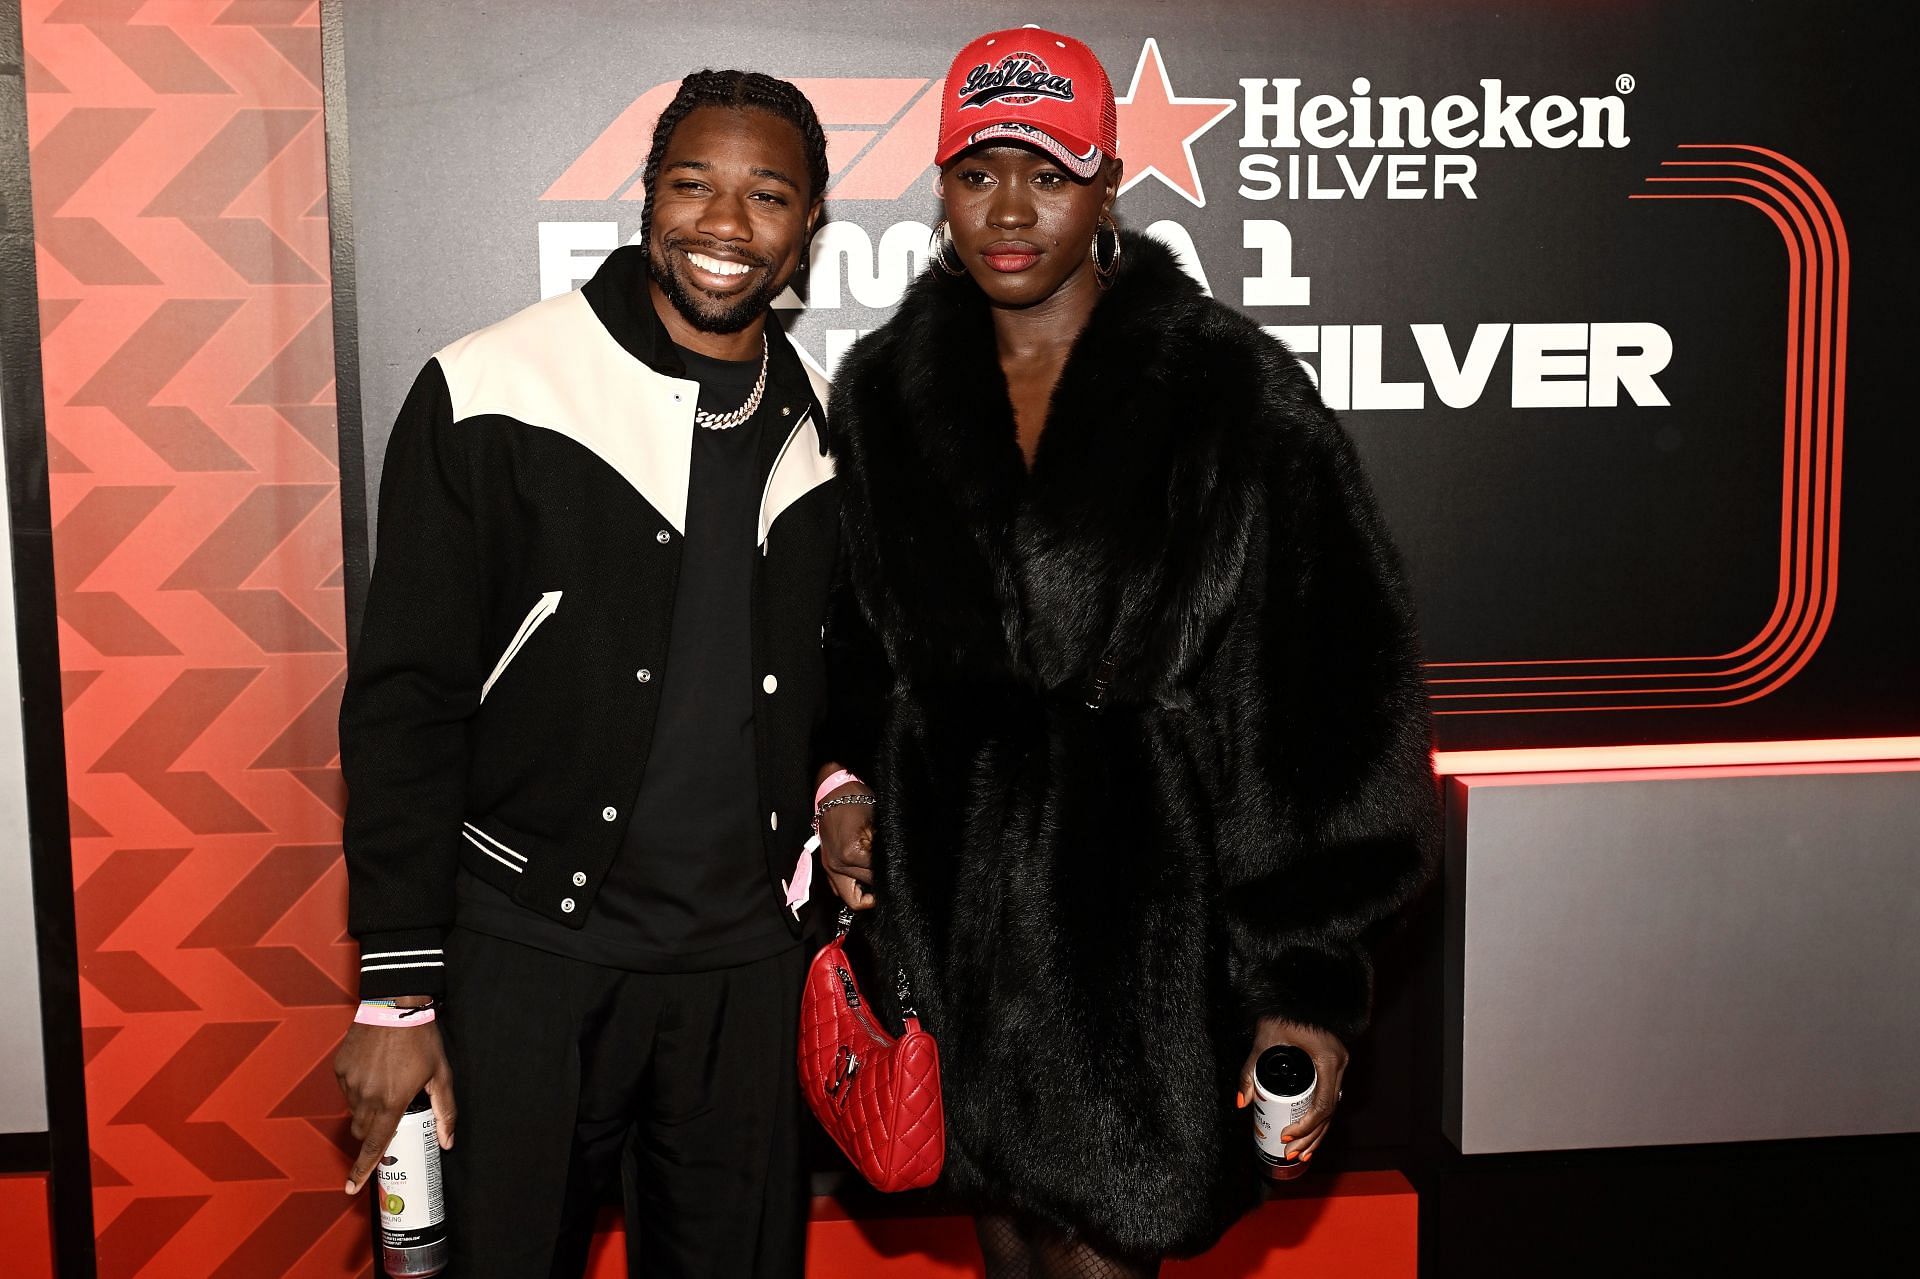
[355,1002,436,1028]
[814,769,863,809]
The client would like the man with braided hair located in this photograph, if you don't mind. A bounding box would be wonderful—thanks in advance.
[333,70,835,1277]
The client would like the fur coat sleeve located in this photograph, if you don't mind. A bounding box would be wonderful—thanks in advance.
[1216,368,1439,1042]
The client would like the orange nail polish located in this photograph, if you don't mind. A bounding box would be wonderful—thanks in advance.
[1235,1090,1246,1109]
[1301,1151,1313,1162]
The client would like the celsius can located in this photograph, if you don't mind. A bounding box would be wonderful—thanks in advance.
[1251,1044,1316,1176]
[377,1092,447,1277]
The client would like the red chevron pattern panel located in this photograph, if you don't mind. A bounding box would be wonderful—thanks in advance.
[23,2,369,1275]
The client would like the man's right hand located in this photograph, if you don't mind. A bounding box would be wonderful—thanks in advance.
[334,1010,455,1195]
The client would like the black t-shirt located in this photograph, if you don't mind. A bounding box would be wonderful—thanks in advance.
[455,339,797,970]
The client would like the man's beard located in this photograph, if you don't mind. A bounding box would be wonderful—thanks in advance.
[647,235,790,334]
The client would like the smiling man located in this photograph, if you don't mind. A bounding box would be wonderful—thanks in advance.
[332,71,836,1278]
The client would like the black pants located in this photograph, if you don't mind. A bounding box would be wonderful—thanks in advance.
[439,927,808,1278]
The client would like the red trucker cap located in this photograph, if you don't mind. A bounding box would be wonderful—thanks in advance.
[934,27,1118,179]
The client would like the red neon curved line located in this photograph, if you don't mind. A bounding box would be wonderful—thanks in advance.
[1427,179,1827,691]
[1593,171,1834,697]
[1436,691,1774,710]
[1700,149,1850,705]
[1432,151,1848,714]
[1428,185,1813,688]
[1659,165,1838,689]
[1434,690,1852,714]
[1427,174,1813,678]
[1651,171,1812,668]
[1434,169,1842,702]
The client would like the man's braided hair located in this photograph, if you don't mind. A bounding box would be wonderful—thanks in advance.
[640,69,830,248]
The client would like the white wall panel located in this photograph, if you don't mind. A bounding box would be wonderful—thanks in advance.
[1445,765,1920,1153]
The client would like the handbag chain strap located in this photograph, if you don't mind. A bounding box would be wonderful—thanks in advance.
[1083,648,1120,711]
[834,905,920,1021]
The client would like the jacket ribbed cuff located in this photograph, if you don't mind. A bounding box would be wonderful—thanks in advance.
[355,929,449,1000]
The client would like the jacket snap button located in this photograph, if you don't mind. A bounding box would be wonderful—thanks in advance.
[762,674,778,694]
[601,806,617,821]
[781,405,791,417]
[769,811,779,831]
[572,871,587,887]
[656,529,671,544]
[560,897,576,913]
[636,669,652,683]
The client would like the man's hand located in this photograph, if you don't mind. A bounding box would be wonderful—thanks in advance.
[334,1008,455,1195]
[815,766,876,911]
[1236,1017,1348,1178]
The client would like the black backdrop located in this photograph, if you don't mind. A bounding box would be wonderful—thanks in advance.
[330,0,1919,755]
[324,7,1917,1270]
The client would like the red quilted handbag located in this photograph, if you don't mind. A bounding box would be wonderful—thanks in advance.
[798,909,944,1191]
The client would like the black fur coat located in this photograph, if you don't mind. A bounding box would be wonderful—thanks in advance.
[823,232,1438,1256]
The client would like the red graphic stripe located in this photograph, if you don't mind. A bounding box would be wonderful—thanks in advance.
[1431,179,1820,691]
[1710,145,1850,705]
[1429,146,1848,714]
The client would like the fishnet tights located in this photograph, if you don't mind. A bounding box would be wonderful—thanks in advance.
[975,1213,1162,1279]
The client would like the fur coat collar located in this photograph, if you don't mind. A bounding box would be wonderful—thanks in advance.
[831,230,1325,707]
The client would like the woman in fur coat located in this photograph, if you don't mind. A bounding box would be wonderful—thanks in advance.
[814,27,1438,1277]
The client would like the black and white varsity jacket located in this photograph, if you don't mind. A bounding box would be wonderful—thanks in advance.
[340,246,838,999]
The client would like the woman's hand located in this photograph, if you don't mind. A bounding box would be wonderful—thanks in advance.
[816,772,877,911]
[1237,1017,1348,1176]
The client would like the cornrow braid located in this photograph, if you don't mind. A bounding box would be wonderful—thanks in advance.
[640,69,831,249]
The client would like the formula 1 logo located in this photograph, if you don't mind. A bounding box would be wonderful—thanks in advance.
[535,42,1241,383]
[541,39,1234,206]
[543,78,942,204]
[956,53,1076,108]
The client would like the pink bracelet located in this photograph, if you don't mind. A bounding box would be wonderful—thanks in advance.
[814,769,863,810]
[355,1002,436,1028]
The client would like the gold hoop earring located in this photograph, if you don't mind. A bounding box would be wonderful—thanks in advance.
[1091,216,1122,287]
[930,220,967,277]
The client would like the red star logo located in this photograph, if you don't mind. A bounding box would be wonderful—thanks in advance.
[1115,38,1237,208]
